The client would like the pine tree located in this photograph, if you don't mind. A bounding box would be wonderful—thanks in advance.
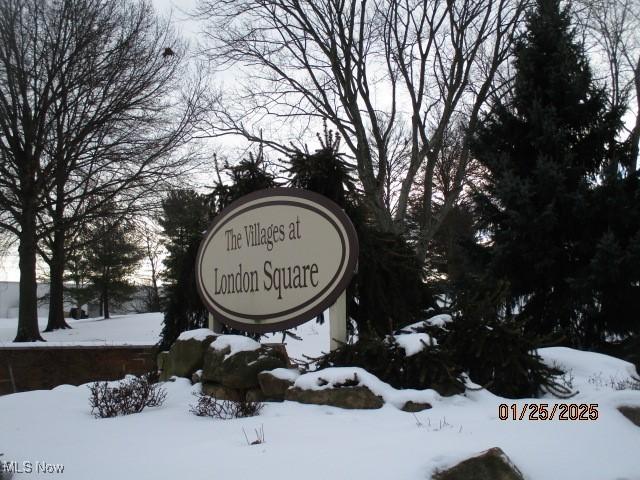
[158,190,213,286]
[159,151,278,348]
[471,0,635,345]
[84,219,144,319]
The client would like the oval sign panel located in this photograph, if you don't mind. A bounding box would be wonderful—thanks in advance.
[195,188,359,333]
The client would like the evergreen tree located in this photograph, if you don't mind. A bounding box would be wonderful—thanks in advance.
[159,151,278,348]
[471,0,638,346]
[286,127,432,338]
[287,127,356,208]
[64,234,95,318]
[158,190,213,286]
[83,218,145,319]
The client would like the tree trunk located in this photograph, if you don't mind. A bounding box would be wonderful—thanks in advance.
[103,281,110,319]
[14,195,44,342]
[150,258,161,311]
[44,230,71,331]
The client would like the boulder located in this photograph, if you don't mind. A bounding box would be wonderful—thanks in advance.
[201,383,244,401]
[159,332,217,381]
[401,401,432,412]
[618,405,640,427]
[432,447,524,480]
[258,369,298,401]
[202,345,287,390]
[285,385,384,409]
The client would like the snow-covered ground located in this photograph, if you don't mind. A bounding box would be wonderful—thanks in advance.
[0,312,329,357]
[0,313,163,346]
[1,313,639,479]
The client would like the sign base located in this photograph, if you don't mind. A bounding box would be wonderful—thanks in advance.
[329,291,347,351]
[208,313,224,334]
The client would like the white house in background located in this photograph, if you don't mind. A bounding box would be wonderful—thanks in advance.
[0,281,53,318]
[0,281,151,319]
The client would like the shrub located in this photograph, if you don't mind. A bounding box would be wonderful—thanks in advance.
[446,286,572,399]
[352,227,433,337]
[189,393,264,419]
[316,337,465,396]
[88,373,167,418]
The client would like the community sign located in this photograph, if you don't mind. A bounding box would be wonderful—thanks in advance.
[195,188,359,333]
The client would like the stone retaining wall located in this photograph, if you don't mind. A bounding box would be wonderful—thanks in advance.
[0,345,158,396]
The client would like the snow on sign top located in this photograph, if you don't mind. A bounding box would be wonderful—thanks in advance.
[195,188,359,333]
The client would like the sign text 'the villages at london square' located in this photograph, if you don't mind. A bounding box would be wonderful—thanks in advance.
[196,189,358,333]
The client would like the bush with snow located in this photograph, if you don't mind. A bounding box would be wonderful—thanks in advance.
[316,336,465,396]
[189,392,263,419]
[88,374,166,418]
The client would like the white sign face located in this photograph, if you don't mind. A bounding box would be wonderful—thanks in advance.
[195,188,358,332]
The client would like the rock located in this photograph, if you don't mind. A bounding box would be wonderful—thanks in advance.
[401,401,432,412]
[258,370,298,401]
[157,351,170,371]
[202,345,287,389]
[261,343,290,366]
[432,447,524,480]
[285,385,384,409]
[200,383,265,403]
[201,383,244,401]
[191,370,203,385]
[159,333,217,381]
[618,405,640,427]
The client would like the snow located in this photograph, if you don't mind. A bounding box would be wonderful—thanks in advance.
[177,328,216,342]
[210,334,260,358]
[537,346,640,395]
[263,317,330,360]
[394,332,438,355]
[0,313,161,346]
[267,368,301,382]
[426,313,453,327]
[294,366,441,409]
[0,311,326,361]
[1,313,640,479]
[399,313,453,332]
[2,353,639,479]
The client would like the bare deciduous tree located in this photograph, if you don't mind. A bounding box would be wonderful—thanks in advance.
[575,0,640,171]
[196,0,528,262]
[0,0,204,340]
[137,220,164,312]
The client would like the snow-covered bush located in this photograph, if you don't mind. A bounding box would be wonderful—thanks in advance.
[189,392,263,419]
[316,337,465,396]
[88,374,167,418]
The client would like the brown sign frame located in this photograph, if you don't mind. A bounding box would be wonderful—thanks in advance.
[195,188,359,333]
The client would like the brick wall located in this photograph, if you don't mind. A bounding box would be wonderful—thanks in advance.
[0,345,158,396]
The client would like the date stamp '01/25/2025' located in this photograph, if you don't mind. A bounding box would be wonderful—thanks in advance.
[499,403,599,421]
